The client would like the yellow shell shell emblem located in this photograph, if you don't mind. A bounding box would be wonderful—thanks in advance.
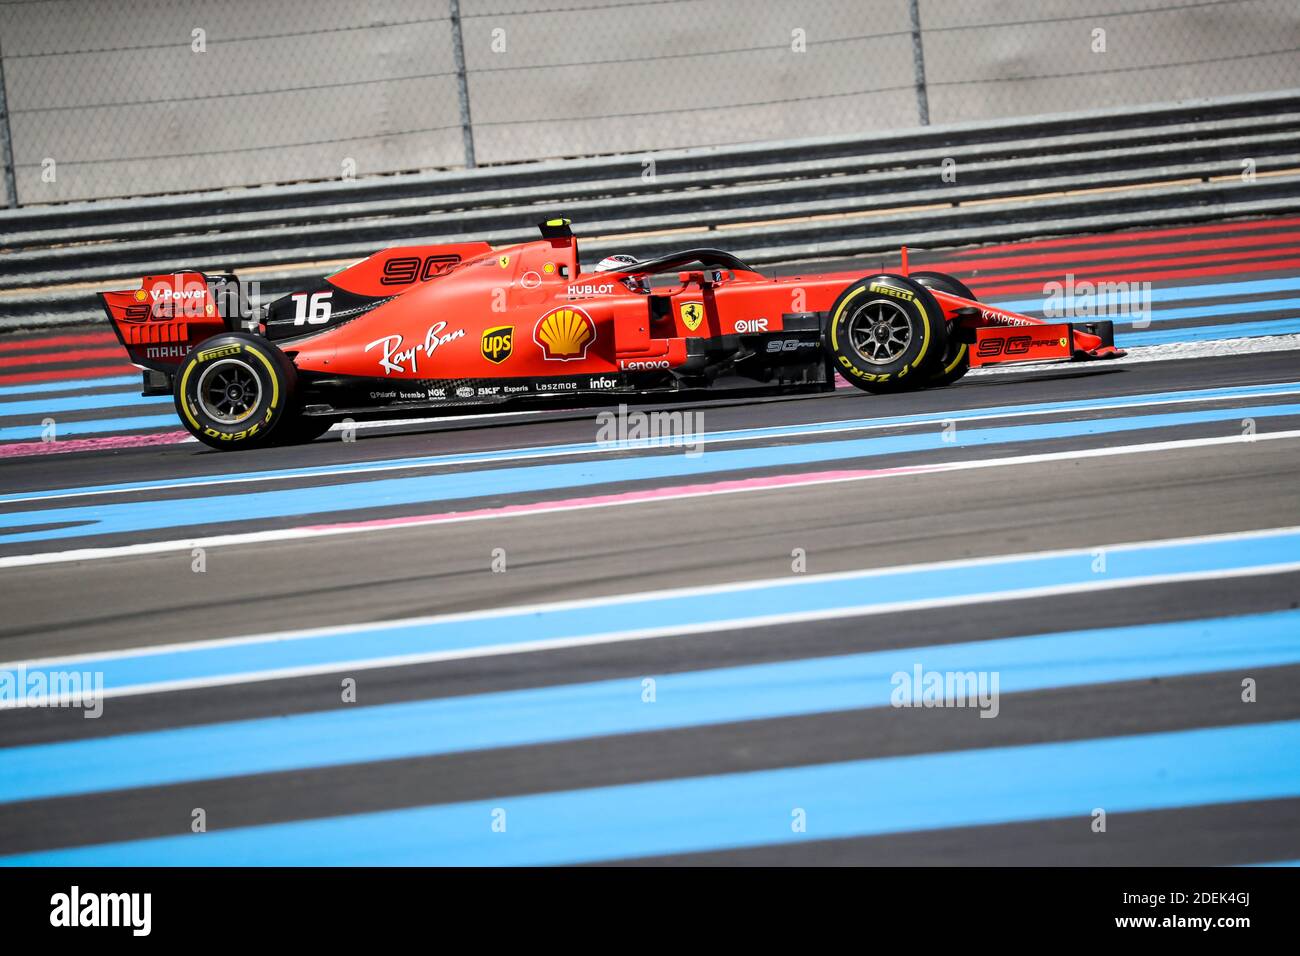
[679,302,704,331]
[535,306,595,361]
[134,289,148,302]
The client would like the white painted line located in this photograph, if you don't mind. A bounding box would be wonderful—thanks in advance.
[9,538,1300,703]
[140,409,549,443]
[6,380,1299,505]
[15,521,1299,667]
[332,407,556,431]
[2,429,1295,571]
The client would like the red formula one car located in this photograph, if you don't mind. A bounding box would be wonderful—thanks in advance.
[101,218,1123,450]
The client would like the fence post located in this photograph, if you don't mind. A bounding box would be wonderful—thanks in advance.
[0,37,18,207]
[449,0,477,169]
[906,0,930,126]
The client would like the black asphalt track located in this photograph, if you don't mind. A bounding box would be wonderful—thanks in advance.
[2,314,1299,864]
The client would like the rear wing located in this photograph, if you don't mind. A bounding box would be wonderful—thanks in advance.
[101,271,250,377]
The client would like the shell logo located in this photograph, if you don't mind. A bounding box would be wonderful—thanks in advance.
[534,306,595,361]
[133,289,148,302]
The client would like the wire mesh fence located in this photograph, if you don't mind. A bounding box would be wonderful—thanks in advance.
[0,0,1296,206]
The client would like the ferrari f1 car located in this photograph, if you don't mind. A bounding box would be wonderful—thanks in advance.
[101,218,1124,450]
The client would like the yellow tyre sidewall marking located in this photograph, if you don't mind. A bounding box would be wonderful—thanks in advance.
[245,346,280,411]
[180,343,281,439]
[828,286,865,353]
[911,301,932,372]
[831,282,932,382]
[178,361,201,431]
[942,341,968,375]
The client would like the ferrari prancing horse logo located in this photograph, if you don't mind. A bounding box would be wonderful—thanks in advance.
[679,302,704,331]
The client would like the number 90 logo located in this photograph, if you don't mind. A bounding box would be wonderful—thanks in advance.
[976,335,1032,358]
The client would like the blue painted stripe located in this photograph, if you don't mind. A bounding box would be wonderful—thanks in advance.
[1126,296,1300,325]
[0,375,136,397]
[0,392,169,417]
[0,280,1292,445]
[11,526,1300,699]
[0,280,1290,444]
[7,719,1298,865]
[5,380,1297,505]
[992,276,1300,314]
[0,412,177,443]
[1123,317,1300,346]
[2,609,1297,806]
[2,401,1299,544]
[998,297,1300,326]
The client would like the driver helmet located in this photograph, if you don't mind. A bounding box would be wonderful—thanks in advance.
[592,254,640,273]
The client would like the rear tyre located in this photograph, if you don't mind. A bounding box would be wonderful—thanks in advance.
[174,333,297,450]
[825,274,948,394]
[911,271,974,388]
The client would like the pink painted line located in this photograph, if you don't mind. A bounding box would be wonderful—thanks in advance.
[946,215,1300,258]
[0,331,118,355]
[302,464,946,533]
[0,346,125,370]
[0,430,191,458]
[0,363,136,386]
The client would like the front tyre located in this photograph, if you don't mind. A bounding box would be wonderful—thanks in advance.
[826,274,948,394]
[911,271,975,388]
[174,333,297,450]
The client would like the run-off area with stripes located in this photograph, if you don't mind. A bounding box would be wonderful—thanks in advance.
[1,217,1299,866]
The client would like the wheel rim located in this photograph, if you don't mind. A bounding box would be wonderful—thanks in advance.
[846,298,913,365]
[196,358,262,425]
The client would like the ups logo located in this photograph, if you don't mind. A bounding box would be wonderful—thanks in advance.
[482,325,514,364]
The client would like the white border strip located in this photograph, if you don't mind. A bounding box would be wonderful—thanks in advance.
[7,378,1300,505]
[12,560,1300,704]
[2,429,1297,572]
[6,520,1300,675]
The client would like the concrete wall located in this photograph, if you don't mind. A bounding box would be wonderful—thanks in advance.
[0,0,1296,205]
[921,0,1300,124]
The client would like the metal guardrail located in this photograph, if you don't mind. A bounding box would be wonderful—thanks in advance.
[1,89,1298,329]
